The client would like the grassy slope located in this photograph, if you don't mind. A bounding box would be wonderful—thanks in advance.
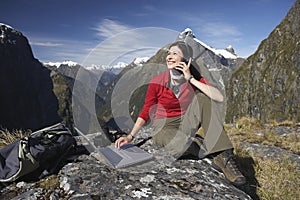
[226,117,299,200]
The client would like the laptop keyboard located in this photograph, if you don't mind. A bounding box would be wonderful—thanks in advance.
[100,147,123,165]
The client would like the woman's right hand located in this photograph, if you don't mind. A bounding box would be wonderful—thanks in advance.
[115,135,132,148]
[115,117,145,148]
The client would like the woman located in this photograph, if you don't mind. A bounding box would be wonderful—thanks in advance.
[115,41,246,186]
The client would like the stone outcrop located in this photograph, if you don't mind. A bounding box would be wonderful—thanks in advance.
[0,127,253,200]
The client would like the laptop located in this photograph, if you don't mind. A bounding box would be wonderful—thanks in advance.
[74,127,153,168]
[98,143,154,168]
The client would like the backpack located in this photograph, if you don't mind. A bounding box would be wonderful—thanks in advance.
[0,123,77,182]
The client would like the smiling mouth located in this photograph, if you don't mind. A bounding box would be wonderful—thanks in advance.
[167,60,178,67]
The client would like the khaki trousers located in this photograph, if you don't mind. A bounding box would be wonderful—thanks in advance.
[152,92,233,158]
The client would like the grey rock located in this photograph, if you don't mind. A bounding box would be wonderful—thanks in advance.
[59,154,251,200]
[240,142,300,168]
[10,188,44,200]
[244,125,300,167]
[0,128,255,199]
[57,128,252,199]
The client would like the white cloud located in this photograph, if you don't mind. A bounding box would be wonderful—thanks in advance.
[82,27,179,67]
[93,19,133,38]
[178,14,243,42]
[182,15,242,39]
[30,41,63,47]
[26,35,94,63]
[84,19,179,67]
[201,22,242,37]
[143,5,157,12]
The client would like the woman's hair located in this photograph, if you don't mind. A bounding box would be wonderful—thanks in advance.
[169,41,193,61]
[169,41,202,80]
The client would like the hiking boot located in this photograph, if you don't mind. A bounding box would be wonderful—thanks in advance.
[213,149,246,186]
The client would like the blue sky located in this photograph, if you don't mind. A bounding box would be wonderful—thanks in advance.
[0,0,295,66]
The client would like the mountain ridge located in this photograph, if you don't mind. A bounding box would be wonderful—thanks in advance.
[225,0,300,123]
[0,23,61,131]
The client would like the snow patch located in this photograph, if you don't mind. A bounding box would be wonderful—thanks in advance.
[0,23,15,30]
[194,38,237,59]
[133,57,149,66]
[0,23,19,44]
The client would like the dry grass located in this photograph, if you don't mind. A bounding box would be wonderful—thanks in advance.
[254,157,299,200]
[226,117,300,154]
[227,117,300,200]
[0,128,31,148]
[37,175,60,190]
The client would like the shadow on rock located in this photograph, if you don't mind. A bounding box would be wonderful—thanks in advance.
[236,156,260,200]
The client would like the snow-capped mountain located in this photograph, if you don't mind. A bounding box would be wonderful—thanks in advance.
[44,60,79,68]
[179,28,238,59]
[86,62,127,71]
[86,62,127,75]
[45,60,133,75]
[194,38,237,60]
[85,57,149,75]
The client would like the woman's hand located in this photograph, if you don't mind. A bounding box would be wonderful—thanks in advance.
[115,118,145,148]
[175,57,192,80]
[174,57,224,102]
[115,135,133,148]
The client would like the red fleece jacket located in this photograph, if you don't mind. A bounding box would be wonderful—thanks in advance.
[138,70,209,122]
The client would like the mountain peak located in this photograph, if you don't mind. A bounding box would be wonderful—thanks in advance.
[0,23,15,30]
[0,22,23,44]
[179,28,238,59]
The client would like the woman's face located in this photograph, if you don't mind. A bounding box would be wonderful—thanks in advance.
[166,46,184,69]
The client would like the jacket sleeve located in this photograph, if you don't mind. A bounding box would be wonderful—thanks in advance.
[199,77,210,85]
[138,82,158,122]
